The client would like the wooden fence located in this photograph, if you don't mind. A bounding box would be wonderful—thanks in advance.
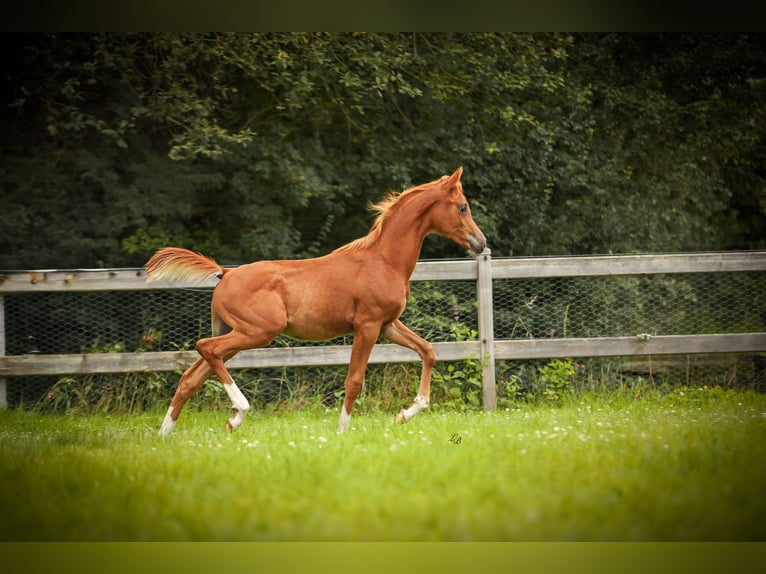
[2,250,766,410]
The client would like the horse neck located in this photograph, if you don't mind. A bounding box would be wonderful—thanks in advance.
[371,197,434,278]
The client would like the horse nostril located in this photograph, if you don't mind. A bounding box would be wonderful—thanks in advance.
[469,235,487,254]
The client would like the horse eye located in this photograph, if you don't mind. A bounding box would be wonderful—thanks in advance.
[458,203,468,213]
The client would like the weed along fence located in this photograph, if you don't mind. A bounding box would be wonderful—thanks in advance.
[1,251,766,411]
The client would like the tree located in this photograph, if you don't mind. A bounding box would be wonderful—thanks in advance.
[1,33,764,270]
[541,33,766,254]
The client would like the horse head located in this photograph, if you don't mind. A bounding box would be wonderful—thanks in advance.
[430,167,487,256]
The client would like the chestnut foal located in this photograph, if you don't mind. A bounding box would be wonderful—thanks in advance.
[146,167,486,436]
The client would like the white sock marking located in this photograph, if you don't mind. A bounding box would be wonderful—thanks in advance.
[224,380,250,411]
[160,406,176,437]
[337,407,352,433]
[402,395,429,422]
[223,379,250,431]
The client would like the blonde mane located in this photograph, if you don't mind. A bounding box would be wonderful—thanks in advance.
[333,176,448,254]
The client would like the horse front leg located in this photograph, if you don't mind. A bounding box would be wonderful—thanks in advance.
[337,324,379,433]
[381,320,436,424]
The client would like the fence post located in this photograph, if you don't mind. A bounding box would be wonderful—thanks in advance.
[476,248,496,410]
[0,295,6,410]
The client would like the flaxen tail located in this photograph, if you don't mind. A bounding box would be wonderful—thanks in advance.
[145,247,226,283]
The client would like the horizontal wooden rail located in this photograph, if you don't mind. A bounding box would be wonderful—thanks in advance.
[2,334,764,377]
[0,341,479,376]
[0,268,216,293]
[492,251,766,279]
[0,259,481,293]
[2,251,764,293]
[493,333,766,360]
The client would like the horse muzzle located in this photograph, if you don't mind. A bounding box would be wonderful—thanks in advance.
[467,233,487,256]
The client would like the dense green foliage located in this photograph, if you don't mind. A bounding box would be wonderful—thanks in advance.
[2,33,765,269]
[2,389,765,540]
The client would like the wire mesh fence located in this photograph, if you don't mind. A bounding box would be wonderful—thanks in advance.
[2,257,765,412]
[492,272,766,339]
[490,271,766,402]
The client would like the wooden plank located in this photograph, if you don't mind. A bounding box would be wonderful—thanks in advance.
[0,341,482,377]
[3,333,764,377]
[0,260,478,292]
[0,268,219,293]
[492,251,766,279]
[0,351,197,376]
[493,333,766,360]
[410,259,477,281]
[2,252,765,292]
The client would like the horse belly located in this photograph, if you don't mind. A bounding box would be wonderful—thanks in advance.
[283,314,352,342]
[282,289,355,341]
[282,289,401,342]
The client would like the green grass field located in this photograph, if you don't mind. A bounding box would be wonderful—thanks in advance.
[1,388,765,541]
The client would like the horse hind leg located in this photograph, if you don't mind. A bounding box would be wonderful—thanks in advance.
[196,327,281,433]
[159,311,234,437]
[160,357,213,436]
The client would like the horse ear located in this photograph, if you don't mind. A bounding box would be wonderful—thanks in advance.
[446,166,463,186]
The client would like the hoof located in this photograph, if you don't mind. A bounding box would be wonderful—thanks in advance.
[225,420,234,434]
[396,410,406,425]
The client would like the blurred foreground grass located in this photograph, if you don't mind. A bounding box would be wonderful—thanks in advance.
[1,389,765,540]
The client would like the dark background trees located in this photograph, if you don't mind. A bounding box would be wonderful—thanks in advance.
[2,33,764,269]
